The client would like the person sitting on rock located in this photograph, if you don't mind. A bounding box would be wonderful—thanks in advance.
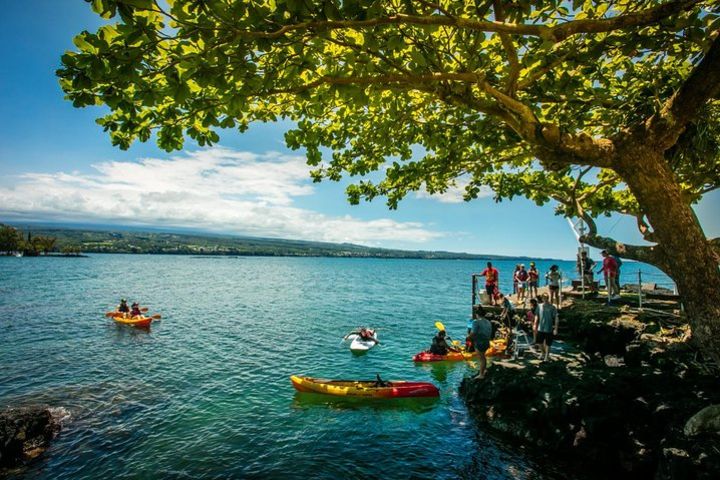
[498,294,515,328]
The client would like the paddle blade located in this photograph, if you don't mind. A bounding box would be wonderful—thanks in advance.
[151,314,162,320]
[434,321,445,331]
[141,307,148,312]
[105,311,115,317]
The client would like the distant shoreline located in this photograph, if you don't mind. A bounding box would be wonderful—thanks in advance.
[4,251,564,261]
[2,224,568,262]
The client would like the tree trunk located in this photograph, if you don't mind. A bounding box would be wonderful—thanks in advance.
[615,144,720,366]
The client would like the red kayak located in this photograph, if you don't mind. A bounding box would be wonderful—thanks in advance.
[290,376,439,398]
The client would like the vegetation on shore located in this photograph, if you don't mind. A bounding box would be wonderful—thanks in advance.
[0,224,540,259]
[0,224,72,256]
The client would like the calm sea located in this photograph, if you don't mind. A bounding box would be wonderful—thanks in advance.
[0,255,671,479]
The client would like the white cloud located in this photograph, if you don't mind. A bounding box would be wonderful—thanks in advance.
[416,177,493,203]
[0,147,443,245]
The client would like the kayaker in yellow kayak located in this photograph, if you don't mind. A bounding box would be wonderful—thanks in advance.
[130,302,142,317]
[118,299,130,315]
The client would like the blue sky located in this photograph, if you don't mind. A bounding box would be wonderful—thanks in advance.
[0,1,717,259]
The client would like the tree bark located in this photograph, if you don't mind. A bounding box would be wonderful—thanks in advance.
[615,144,720,366]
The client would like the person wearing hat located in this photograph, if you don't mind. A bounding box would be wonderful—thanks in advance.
[130,302,142,317]
[528,262,539,298]
[117,299,129,314]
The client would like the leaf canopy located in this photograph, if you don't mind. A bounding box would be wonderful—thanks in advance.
[58,0,720,221]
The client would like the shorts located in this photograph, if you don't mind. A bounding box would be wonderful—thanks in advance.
[537,331,554,346]
[528,281,538,287]
[518,282,527,289]
[475,339,490,352]
[549,285,559,292]
[485,285,495,296]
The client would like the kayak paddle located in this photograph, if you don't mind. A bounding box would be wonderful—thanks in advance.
[435,321,445,331]
[105,307,148,317]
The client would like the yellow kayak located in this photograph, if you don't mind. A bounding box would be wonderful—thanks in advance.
[111,315,152,328]
[290,376,439,398]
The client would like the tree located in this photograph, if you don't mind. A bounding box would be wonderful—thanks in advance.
[0,224,22,254]
[58,0,720,362]
[33,236,57,255]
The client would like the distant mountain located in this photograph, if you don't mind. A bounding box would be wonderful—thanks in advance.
[3,222,558,260]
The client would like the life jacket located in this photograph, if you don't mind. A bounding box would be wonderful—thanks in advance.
[430,335,449,355]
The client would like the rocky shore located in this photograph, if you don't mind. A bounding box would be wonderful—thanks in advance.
[0,406,62,471]
[461,300,720,479]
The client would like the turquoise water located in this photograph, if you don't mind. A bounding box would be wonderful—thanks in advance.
[0,255,670,479]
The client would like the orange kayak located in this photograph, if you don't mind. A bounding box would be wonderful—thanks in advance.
[112,315,152,328]
[412,339,507,362]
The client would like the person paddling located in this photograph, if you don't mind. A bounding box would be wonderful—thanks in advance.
[429,330,458,355]
[118,298,129,314]
[130,302,142,317]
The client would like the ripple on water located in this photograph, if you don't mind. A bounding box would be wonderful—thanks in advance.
[0,255,599,479]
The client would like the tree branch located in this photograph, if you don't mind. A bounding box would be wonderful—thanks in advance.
[651,33,720,149]
[159,1,702,43]
[493,0,521,96]
[574,210,666,268]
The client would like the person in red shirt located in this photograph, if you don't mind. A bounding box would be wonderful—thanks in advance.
[597,250,619,303]
[480,262,500,305]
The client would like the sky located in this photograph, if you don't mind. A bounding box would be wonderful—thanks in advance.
[0,1,717,259]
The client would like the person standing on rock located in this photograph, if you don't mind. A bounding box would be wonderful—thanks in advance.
[479,262,500,305]
[471,305,492,379]
[534,294,559,361]
[577,251,596,292]
[598,250,619,304]
[528,262,539,298]
[545,265,562,307]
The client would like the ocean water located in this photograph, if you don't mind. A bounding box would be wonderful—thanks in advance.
[0,255,670,479]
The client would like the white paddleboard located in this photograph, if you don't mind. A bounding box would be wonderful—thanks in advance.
[346,331,378,351]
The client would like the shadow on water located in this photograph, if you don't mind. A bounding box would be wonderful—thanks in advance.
[110,324,152,341]
[413,360,477,384]
[291,392,439,413]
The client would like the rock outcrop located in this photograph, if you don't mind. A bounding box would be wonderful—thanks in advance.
[461,300,720,479]
[0,406,61,469]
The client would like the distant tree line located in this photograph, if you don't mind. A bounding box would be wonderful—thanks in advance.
[0,224,74,256]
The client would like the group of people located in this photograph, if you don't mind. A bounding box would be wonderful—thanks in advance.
[427,292,560,380]
[478,261,563,308]
[117,298,143,317]
[425,250,624,379]
[577,250,623,303]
